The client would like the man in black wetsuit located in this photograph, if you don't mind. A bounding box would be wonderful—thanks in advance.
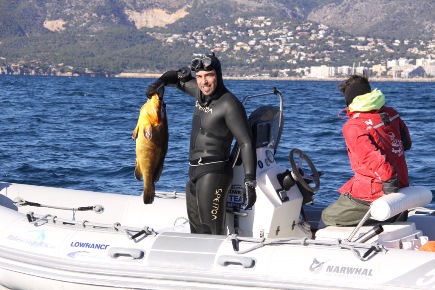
[146,53,257,235]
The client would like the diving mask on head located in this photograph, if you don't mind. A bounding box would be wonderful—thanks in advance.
[191,53,221,72]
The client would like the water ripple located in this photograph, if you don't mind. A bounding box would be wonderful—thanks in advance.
[1,75,434,206]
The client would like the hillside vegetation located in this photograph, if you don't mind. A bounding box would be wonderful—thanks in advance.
[0,0,433,76]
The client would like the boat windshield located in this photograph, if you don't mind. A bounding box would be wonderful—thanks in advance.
[248,105,281,151]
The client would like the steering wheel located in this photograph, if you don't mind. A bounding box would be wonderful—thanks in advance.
[289,148,320,192]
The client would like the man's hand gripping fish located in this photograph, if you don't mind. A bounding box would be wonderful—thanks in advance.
[132,91,168,204]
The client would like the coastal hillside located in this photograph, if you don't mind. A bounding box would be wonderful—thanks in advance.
[0,0,433,39]
[307,0,435,40]
[0,0,433,76]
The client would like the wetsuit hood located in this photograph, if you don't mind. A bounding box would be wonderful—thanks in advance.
[192,54,225,104]
[348,89,386,112]
[203,65,224,101]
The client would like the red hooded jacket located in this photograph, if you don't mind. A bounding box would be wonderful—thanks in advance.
[339,101,411,201]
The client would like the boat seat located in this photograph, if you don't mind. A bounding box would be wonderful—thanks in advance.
[316,186,432,245]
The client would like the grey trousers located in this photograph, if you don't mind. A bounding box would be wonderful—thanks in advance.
[321,194,372,227]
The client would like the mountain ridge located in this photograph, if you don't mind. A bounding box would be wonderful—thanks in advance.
[307,0,435,39]
[1,0,433,39]
[0,0,433,76]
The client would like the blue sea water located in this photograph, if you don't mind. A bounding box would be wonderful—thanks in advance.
[1,75,434,208]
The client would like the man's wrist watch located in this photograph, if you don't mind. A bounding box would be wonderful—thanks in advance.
[244,180,257,188]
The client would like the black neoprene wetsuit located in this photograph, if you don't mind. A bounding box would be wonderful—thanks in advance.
[155,70,256,235]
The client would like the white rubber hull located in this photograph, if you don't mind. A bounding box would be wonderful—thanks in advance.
[1,182,435,290]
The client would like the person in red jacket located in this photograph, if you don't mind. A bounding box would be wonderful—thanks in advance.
[322,74,412,226]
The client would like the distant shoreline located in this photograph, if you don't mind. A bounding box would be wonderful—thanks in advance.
[115,72,435,83]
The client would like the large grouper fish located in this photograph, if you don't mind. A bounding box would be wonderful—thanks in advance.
[132,91,168,204]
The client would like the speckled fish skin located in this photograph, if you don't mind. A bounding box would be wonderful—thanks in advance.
[132,92,168,204]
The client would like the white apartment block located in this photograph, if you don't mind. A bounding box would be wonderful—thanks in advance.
[310,65,336,77]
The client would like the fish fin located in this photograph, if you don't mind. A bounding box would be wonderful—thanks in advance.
[134,161,142,180]
[132,125,139,139]
[154,162,164,182]
[144,125,152,140]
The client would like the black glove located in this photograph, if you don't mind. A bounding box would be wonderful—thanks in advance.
[242,179,257,210]
[382,175,399,195]
[177,66,192,82]
[146,79,165,99]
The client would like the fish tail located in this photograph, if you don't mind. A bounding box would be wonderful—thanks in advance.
[143,179,155,204]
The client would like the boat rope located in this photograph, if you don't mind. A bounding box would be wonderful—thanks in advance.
[122,224,157,240]
[14,197,104,219]
[25,211,157,240]
[174,217,189,226]
[155,191,185,199]
[229,235,386,261]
